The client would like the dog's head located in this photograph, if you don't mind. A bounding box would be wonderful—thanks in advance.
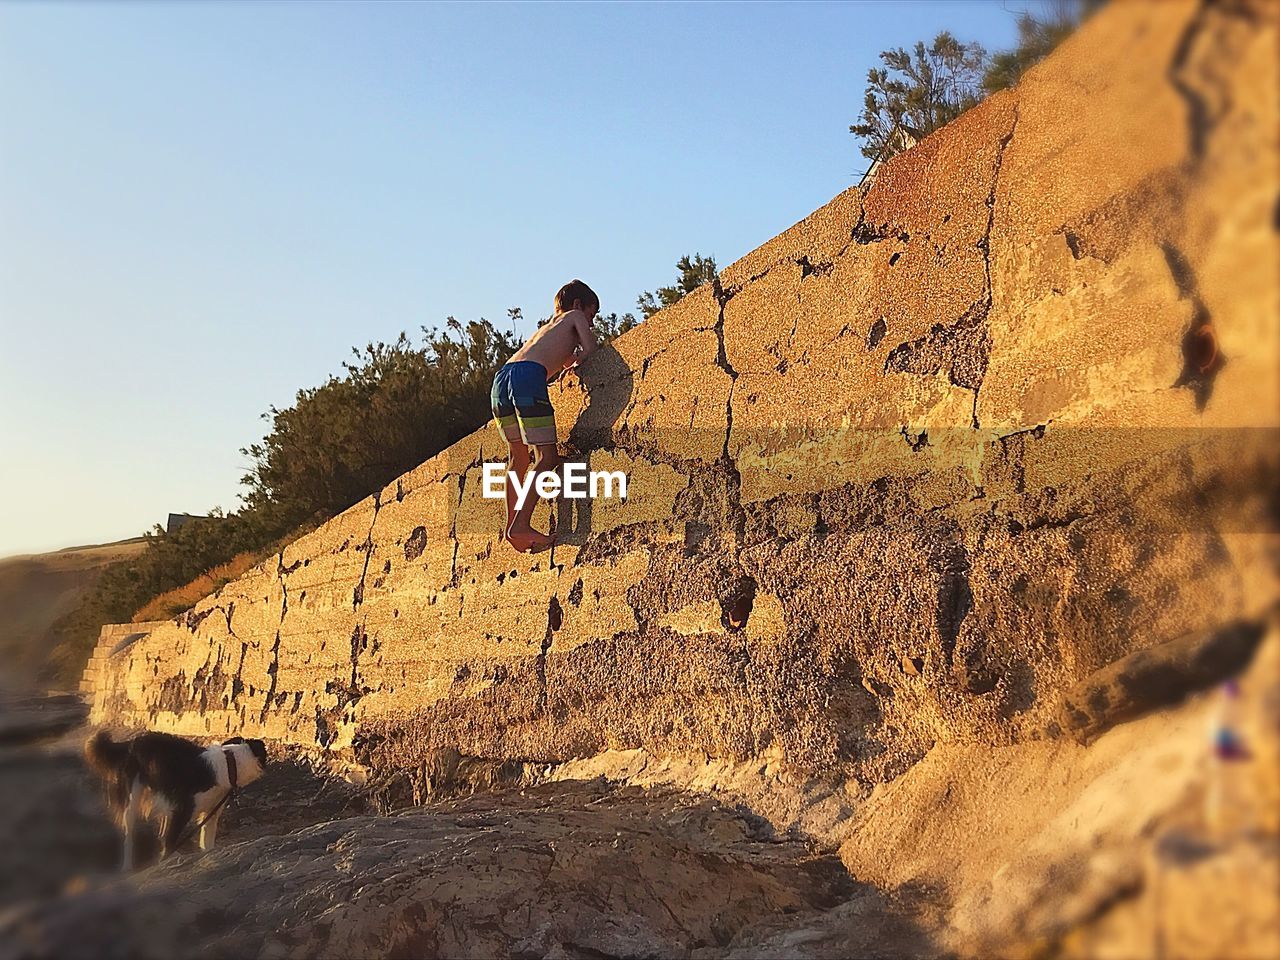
[222,736,269,769]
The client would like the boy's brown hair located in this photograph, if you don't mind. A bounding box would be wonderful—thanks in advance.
[554,279,600,316]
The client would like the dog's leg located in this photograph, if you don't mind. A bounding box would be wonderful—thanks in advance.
[161,797,194,860]
[199,806,223,852]
[122,780,143,871]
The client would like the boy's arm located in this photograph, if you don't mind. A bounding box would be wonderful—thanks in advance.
[547,311,600,383]
[574,312,600,361]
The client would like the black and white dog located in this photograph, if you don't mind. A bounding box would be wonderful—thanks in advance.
[86,730,267,869]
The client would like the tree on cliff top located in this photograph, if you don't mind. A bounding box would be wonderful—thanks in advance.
[240,318,518,535]
[637,253,718,319]
[983,0,1106,93]
[592,310,639,342]
[850,32,989,164]
[851,1,1105,167]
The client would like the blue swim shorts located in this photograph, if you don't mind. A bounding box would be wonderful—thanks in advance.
[491,361,556,446]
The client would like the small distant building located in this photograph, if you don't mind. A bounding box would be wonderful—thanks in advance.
[857,123,924,191]
[166,512,221,535]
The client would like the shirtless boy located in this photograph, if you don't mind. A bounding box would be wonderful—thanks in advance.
[490,279,600,551]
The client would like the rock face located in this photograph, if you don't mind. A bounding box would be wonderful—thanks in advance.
[90,0,1278,786]
[44,2,1280,956]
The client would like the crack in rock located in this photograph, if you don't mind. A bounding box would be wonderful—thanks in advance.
[881,105,1018,431]
[1167,0,1256,163]
[259,629,282,723]
[352,493,383,609]
[711,277,741,461]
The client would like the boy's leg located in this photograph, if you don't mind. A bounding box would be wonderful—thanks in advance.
[492,365,523,538]
[504,440,531,537]
[507,442,560,552]
[505,360,559,552]
[492,366,533,546]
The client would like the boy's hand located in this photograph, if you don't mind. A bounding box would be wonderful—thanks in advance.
[547,360,576,384]
[550,346,585,383]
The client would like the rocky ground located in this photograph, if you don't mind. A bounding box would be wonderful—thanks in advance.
[0,688,368,910]
[0,689,940,960]
[0,691,115,907]
[0,735,938,960]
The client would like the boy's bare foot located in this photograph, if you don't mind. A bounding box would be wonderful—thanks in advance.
[506,522,552,553]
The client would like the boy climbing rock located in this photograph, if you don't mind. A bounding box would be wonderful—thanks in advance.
[490,279,600,552]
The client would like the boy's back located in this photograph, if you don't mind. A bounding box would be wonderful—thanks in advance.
[510,308,597,381]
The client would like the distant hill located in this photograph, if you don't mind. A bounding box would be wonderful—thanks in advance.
[0,539,147,693]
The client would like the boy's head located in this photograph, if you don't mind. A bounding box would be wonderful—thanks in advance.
[554,279,600,320]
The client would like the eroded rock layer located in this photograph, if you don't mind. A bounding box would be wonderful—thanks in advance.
[92,0,1278,794]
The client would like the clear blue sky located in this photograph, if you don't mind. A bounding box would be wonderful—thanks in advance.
[0,1,1027,558]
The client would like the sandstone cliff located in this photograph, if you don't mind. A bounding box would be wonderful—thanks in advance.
[75,0,1278,955]
[91,0,1277,778]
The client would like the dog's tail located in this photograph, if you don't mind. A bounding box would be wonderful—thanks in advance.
[85,729,131,777]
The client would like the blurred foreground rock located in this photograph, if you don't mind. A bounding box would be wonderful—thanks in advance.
[0,782,875,960]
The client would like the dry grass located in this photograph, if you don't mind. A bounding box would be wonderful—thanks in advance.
[132,551,261,622]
